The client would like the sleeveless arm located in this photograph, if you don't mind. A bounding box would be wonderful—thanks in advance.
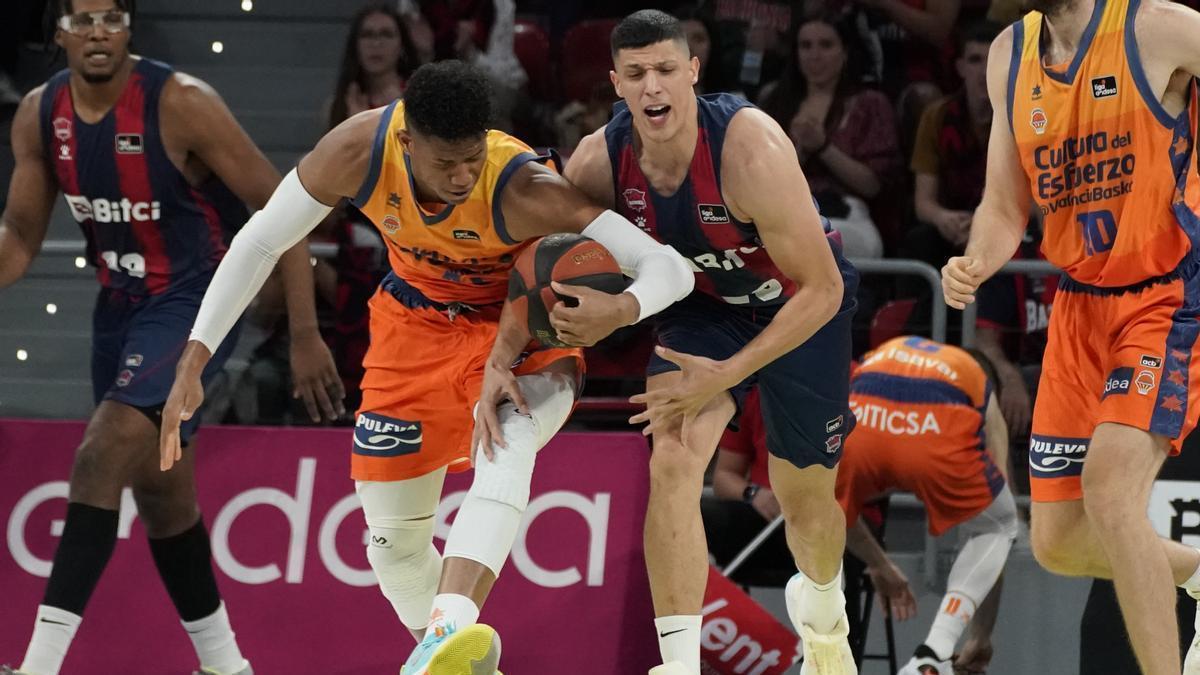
[563,128,616,209]
[162,73,281,209]
[964,27,1032,281]
[0,87,56,289]
[716,107,847,381]
[1135,1,1200,79]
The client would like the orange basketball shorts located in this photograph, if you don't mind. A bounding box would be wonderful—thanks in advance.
[837,425,1005,536]
[1029,267,1200,502]
[351,287,582,482]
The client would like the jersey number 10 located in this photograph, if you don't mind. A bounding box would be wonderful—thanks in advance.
[1077,210,1117,257]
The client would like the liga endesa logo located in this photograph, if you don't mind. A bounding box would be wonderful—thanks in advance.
[6,458,613,590]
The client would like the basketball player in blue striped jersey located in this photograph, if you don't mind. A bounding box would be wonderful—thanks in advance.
[564,10,860,675]
[0,1,342,673]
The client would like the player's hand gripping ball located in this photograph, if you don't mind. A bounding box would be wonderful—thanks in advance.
[508,233,628,347]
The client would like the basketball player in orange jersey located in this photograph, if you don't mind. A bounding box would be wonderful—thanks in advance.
[837,336,1016,675]
[941,0,1200,670]
[158,60,694,674]
[554,11,861,675]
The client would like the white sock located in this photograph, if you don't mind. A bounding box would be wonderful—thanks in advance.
[181,603,248,674]
[1179,550,1200,595]
[654,615,702,674]
[428,593,480,636]
[785,567,846,634]
[925,592,975,661]
[21,605,82,675]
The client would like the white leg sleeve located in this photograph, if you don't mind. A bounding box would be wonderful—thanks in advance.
[444,371,575,576]
[924,485,1019,658]
[947,484,1019,608]
[356,468,448,631]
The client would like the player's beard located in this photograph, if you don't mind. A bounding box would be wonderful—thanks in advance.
[81,70,116,84]
[1022,0,1073,15]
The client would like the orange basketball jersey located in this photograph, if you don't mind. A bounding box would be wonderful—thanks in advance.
[1008,0,1200,287]
[351,99,547,306]
[840,337,1004,534]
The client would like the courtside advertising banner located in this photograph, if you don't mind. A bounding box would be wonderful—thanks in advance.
[0,420,657,673]
[700,565,800,675]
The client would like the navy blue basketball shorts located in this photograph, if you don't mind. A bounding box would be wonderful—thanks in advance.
[648,266,859,470]
[91,282,239,443]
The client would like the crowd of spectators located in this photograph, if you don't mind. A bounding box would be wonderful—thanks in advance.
[0,0,1062,490]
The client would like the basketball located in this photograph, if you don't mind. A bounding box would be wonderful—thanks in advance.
[508,233,628,348]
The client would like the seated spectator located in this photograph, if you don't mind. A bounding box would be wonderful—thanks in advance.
[759,14,899,257]
[902,21,999,269]
[451,0,528,133]
[841,336,1017,675]
[328,2,417,124]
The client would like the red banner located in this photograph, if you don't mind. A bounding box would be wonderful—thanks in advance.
[0,419,658,674]
[701,566,800,675]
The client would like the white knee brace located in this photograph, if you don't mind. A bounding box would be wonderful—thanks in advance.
[357,476,446,630]
[445,372,575,576]
[947,485,1019,608]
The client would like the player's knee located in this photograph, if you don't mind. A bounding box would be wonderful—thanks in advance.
[1080,459,1140,527]
[472,406,541,511]
[132,486,199,538]
[780,489,842,538]
[648,439,709,490]
[364,514,442,629]
[1030,516,1084,574]
[365,516,437,571]
[68,436,127,504]
[986,486,1021,541]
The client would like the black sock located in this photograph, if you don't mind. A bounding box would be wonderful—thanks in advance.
[147,518,221,622]
[42,502,120,615]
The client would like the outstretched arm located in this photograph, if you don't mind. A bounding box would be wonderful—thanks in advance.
[0,87,56,289]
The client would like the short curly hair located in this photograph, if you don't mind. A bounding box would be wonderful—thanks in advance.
[403,60,491,141]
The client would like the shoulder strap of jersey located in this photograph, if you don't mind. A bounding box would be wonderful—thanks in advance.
[604,101,635,207]
[37,69,72,159]
[1005,15,1034,134]
[351,98,400,209]
[490,134,557,245]
[696,93,753,182]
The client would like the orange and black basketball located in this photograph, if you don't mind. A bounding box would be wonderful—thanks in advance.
[508,234,628,348]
